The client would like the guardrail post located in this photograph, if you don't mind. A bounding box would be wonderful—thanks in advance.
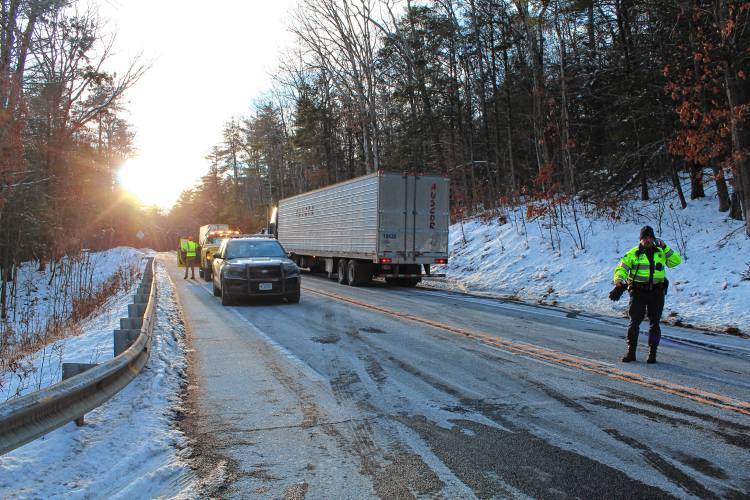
[113,329,140,356]
[120,317,143,330]
[61,363,98,426]
[127,303,147,317]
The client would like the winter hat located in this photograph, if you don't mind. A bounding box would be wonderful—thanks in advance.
[640,225,655,240]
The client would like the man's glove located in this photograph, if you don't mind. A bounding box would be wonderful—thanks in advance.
[656,239,667,249]
[609,283,627,301]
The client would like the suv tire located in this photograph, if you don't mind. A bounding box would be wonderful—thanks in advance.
[220,279,232,306]
[286,288,301,304]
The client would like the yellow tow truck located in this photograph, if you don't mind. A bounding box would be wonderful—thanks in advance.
[198,225,240,281]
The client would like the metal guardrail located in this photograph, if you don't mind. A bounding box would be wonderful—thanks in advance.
[0,257,158,455]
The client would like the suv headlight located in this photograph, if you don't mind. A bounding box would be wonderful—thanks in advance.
[223,264,246,279]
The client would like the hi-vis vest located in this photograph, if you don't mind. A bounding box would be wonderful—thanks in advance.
[614,244,681,285]
[181,239,198,257]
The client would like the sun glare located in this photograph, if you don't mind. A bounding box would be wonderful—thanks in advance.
[117,158,182,209]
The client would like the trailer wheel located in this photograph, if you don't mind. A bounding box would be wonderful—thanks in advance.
[337,259,348,284]
[347,260,361,286]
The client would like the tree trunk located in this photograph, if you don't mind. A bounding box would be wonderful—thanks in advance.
[671,160,687,209]
[554,4,575,194]
[500,30,517,195]
[729,189,742,220]
[718,0,750,232]
[712,165,731,212]
[689,163,705,199]
[469,0,497,202]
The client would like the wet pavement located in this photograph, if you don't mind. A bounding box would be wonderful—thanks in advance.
[163,253,750,499]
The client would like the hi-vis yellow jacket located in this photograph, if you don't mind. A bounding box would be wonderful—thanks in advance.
[181,239,198,257]
[614,244,682,285]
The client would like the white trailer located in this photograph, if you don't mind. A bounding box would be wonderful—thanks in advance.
[277,172,449,286]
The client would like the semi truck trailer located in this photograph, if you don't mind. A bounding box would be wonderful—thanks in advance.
[276,171,449,286]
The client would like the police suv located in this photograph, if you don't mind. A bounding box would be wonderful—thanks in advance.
[211,236,301,305]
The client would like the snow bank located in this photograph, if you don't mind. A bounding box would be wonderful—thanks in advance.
[0,264,195,498]
[435,180,750,334]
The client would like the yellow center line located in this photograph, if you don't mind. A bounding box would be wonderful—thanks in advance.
[303,286,750,416]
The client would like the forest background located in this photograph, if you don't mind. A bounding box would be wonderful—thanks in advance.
[2,0,750,322]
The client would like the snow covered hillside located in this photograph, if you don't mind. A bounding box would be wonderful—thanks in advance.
[5,247,145,338]
[435,179,750,335]
[1,248,148,400]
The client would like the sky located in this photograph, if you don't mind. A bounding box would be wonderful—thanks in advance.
[96,0,298,210]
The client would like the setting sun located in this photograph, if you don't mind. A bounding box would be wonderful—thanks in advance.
[117,157,184,209]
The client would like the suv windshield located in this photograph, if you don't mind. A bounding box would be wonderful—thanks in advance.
[225,240,286,259]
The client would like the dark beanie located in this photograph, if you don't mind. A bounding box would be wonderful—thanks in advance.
[640,225,655,240]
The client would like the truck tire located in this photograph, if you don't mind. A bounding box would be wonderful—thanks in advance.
[213,280,221,296]
[337,259,348,284]
[203,267,212,282]
[347,260,360,286]
[385,277,398,286]
[199,268,204,278]
[220,280,233,306]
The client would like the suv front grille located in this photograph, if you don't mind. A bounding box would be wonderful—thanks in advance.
[247,266,282,280]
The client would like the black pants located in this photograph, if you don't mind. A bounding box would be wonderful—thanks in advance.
[627,287,665,347]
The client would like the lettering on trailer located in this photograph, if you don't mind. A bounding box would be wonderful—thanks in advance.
[429,183,437,229]
[295,205,315,217]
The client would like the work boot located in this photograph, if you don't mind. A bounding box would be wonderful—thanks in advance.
[621,348,636,363]
[647,345,657,364]
[622,330,638,362]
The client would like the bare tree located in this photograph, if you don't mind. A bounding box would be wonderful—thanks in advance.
[293,0,382,174]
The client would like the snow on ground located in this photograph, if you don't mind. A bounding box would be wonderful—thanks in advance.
[4,247,147,346]
[1,248,150,401]
[0,263,196,498]
[433,178,750,335]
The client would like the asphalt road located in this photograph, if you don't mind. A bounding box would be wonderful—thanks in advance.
[163,254,750,499]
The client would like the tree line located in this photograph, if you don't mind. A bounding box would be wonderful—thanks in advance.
[2,0,749,319]
[0,0,147,319]
[169,0,750,241]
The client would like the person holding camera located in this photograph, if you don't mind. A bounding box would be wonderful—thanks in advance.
[609,226,682,363]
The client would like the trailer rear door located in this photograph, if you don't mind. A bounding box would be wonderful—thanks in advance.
[408,175,450,259]
[378,174,449,262]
